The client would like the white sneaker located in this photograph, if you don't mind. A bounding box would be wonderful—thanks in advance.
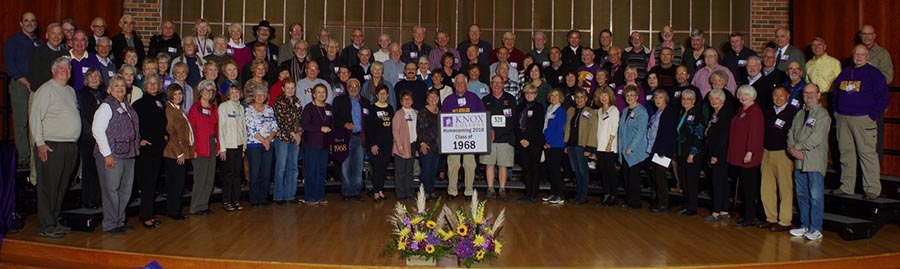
[789,227,808,237]
[804,230,823,240]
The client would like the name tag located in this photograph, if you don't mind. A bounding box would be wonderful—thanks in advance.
[410,52,418,59]
[82,67,89,74]
[228,111,237,118]
[740,112,747,119]
[805,118,816,127]
[586,74,593,80]
[542,61,550,67]
[674,91,682,98]
[364,74,372,81]
[503,108,512,117]
[840,81,860,92]
[108,71,116,77]
[201,108,211,115]
[335,87,344,94]
[558,75,563,82]
[480,88,488,94]
[116,107,125,114]
[362,108,369,115]
[687,115,695,123]
[609,83,616,89]
[457,98,467,106]
[581,111,591,119]
[711,116,719,123]
[226,48,234,55]
[478,48,484,54]
[602,113,609,120]
[737,60,747,67]
[295,102,301,109]
[646,95,653,101]
[168,47,177,53]
[377,111,386,117]
[774,118,786,129]
[491,115,506,127]
[617,89,624,95]
[629,111,636,119]
[790,99,800,108]
[781,54,790,61]
[455,58,460,64]
[333,67,340,73]
[398,73,405,79]
[325,110,332,116]
[695,60,703,67]
[271,54,277,61]
[527,110,534,117]
[405,114,413,121]
[510,62,518,68]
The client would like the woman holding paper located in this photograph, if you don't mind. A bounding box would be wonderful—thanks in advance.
[618,85,649,209]
[727,85,765,227]
[646,89,679,213]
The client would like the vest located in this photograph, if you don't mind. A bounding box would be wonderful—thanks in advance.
[97,95,140,159]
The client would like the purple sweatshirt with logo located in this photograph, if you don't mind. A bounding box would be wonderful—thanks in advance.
[831,63,889,121]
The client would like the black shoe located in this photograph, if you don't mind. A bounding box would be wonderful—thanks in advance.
[83,202,100,209]
[680,209,698,216]
[151,219,162,225]
[142,221,157,229]
[168,214,189,221]
[104,227,126,235]
[650,206,670,213]
[573,197,588,205]
[621,204,641,210]
[119,225,134,231]
[734,219,755,227]
[517,197,531,202]
[355,195,366,201]
[275,201,286,205]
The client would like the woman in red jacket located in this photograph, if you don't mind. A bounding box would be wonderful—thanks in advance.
[728,84,765,227]
[188,80,219,216]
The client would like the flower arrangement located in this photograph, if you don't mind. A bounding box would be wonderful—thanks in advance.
[385,186,505,268]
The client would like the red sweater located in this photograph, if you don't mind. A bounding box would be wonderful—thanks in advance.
[268,80,284,107]
[188,102,220,157]
[727,103,764,168]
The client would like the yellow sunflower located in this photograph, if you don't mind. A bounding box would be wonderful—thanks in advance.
[440,229,454,240]
[473,235,485,247]
[456,224,468,236]
[426,220,437,229]
[425,244,435,254]
[399,228,411,239]
[411,217,423,225]
[475,250,485,260]
[397,241,407,251]
[495,241,503,255]
[413,231,427,242]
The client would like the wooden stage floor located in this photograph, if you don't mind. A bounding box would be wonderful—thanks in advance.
[4,192,900,268]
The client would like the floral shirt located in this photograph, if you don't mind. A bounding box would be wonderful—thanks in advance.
[274,94,302,142]
[245,105,278,145]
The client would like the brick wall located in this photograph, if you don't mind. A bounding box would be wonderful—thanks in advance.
[749,0,790,52]
[123,0,161,53]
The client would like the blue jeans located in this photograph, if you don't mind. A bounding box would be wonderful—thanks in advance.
[273,139,300,201]
[419,149,439,195]
[304,147,329,202]
[247,146,274,205]
[794,170,824,231]
[340,136,364,197]
[567,146,590,199]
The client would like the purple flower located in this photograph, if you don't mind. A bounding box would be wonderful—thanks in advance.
[425,233,442,245]
[410,242,420,251]
[455,239,476,258]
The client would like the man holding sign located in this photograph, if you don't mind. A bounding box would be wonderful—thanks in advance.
[481,75,518,200]
[441,74,487,200]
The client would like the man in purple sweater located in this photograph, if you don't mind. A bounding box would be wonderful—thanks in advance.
[831,45,889,200]
[68,31,102,91]
[441,74,486,200]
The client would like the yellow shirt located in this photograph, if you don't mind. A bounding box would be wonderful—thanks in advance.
[805,53,841,92]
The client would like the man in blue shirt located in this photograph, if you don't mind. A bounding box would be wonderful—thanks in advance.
[3,12,41,167]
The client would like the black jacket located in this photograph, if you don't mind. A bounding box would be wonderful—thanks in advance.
[76,87,109,140]
[649,106,680,156]
[515,101,546,147]
[750,75,777,110]
[705,106,736,160]
[332,94,372,133]
[147,34,182,60]
[365,104,394,149]
[676,105,706,158]
[111,32,145,68]
[132,93,168,145]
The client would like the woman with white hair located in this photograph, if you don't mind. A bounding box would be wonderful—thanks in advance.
[227,23,253,71]
[704,89,735,222]
[728,85,765,227]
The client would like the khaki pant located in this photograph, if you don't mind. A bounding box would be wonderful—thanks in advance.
[761,149,793,226]
[836,114,881,195]
[447,154,476,196]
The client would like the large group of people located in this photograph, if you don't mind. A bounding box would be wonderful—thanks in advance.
[3,11,893,243]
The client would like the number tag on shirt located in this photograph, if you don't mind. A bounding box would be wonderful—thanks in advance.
[581,110,591,119]
[168,47,177,53]
[503,108,513,117]
[202,108,211,116]
[457,98,467,106]
[774,118,786,129]
[527,110,534,117]
[410,52,418,59]
[363,108,369,115]
[790,99,800,108]
[108,71,115,77]
[491,115,506,127]
[364,74,372,81]
[325,110,333,116]
[674,91,682,98]
[696,60,703,67]
[609,83,616,88]
[805,118,816,127]
[335,87,344,94]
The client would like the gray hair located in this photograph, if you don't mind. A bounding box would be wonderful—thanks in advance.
[228,23,243,33]
[119,15,134,25]
[118,64,136,75]
[652,89,670,104]
[198,80,217,92]
[51,56,71,72]
[746,55,762,65]
[681,88,697,100]
[533,31,546,39]
[710,70,731,85]
[736,84,758,100]
[708,89,726,102]
[690,29,705,38]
